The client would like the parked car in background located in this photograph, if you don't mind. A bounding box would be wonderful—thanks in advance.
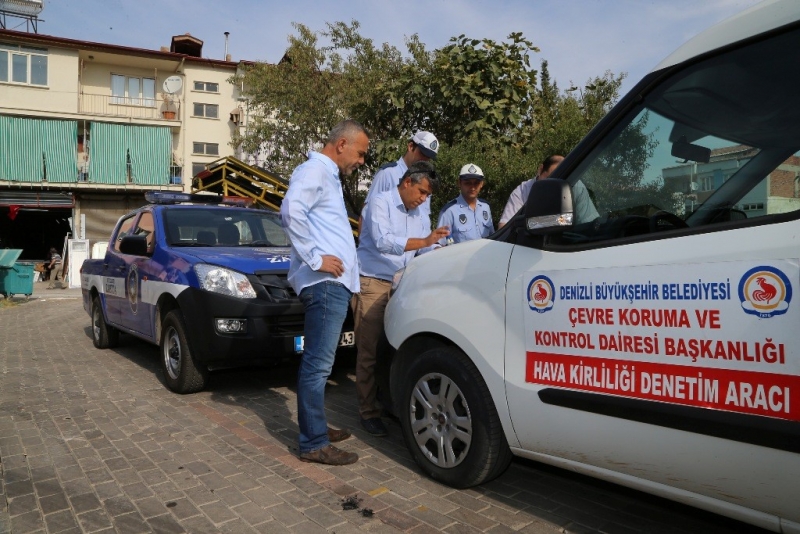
[81,192,354,394]
[384,1,800,532]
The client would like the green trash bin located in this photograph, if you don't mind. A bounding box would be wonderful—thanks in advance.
[0,250,33,299]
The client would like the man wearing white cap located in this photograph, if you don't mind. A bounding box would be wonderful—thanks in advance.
[362,131,439,218]
[437,163,494,244]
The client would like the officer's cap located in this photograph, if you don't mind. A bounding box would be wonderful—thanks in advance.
[411,131,439,160]
[459,163,485,181]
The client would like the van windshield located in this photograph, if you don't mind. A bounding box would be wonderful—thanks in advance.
[563,25,800,242]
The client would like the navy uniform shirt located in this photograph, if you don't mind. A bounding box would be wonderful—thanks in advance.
[437,194,494,244]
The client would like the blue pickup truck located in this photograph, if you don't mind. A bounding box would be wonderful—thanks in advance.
[80,191,354,393]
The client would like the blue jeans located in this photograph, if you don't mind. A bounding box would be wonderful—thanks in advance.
[297,281,351,453]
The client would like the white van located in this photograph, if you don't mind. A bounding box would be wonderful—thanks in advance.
[384,1,800,532]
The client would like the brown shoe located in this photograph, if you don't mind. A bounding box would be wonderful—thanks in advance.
[299,444,358,465]
[327,427,351,443]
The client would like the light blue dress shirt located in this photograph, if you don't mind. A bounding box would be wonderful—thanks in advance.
[364,157,407,207]
[280,152,360,294]
[437,194,494,244]
[358,187,435,282]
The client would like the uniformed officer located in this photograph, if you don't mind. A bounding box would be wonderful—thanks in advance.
[437,163,494,244]
[361,131,439,227]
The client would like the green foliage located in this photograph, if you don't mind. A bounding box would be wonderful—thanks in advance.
[230,21,628,223]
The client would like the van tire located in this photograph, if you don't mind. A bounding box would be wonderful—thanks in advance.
[91,296,119,349]
[160,310,208,394]
[398,346,512,488]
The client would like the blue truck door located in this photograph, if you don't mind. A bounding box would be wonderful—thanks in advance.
[116,211,157,338]
[104,214,138,326]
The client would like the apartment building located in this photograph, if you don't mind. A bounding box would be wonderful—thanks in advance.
[0,28,248,259]
[662,146,800,218]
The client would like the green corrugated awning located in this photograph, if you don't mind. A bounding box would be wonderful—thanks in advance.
[89,122,171,185]
[0,115,78,182]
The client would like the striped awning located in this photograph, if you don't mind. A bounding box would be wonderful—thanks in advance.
[89,122,171,185]
[0,191,74,207]
[0,115,78,183]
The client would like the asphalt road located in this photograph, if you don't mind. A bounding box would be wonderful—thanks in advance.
[0,282,773,533]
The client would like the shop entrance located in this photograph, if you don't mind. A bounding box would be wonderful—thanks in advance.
[0,206,73,261]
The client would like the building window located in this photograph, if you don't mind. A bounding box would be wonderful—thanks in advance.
[0,42,48,85]
[193,81,219,93]
[192,163,207,176]
[193,103,219,118]
[741,203,765,211]
[697,175,714,192]
[111,74,156,106]
[193,142,219,156]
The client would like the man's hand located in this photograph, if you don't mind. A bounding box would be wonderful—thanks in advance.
[317,255,345,277]
[427,226,450,247]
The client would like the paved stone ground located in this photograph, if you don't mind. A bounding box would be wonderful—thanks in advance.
[0,283,771,533]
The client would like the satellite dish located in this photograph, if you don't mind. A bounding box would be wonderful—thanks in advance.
[162,76,183,95]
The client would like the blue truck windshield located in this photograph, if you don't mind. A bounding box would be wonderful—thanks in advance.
[163,207,289,247]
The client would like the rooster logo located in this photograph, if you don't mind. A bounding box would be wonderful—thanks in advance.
[528,275,555,313]
[752,277,777,303]
[533,282,548,303]
[739,266,791,318]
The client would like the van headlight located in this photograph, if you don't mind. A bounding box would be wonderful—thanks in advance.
[194,264,256,299]
[391,266,406,293]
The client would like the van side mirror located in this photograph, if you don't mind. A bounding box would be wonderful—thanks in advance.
[523,178,574,233]
[119,235,149,256]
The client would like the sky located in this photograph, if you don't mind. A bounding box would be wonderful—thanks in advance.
[15,0,764,98]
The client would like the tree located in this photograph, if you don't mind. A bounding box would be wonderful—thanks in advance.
[231,21,626,221]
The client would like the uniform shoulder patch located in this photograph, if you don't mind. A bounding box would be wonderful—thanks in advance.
[379,161,398,170]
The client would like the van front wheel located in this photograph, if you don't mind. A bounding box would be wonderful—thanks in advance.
[398,346,512,488]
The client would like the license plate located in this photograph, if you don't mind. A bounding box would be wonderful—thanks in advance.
[294,331,355,353]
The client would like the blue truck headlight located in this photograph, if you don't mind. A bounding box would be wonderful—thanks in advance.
[194,264,257,299]
[215,318,247,333]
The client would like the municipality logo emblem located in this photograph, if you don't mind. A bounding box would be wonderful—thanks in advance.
[468,164,477,174]
[738,266,791,318]
[459,214,467,224]
[527,275,555,313]
[127,263,139,314]
[483,210,488,220]
[430,140,438,151]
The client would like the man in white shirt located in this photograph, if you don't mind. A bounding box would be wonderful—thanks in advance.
[498,155,563,228]
[353,161,450,436]
[280,119,369,466]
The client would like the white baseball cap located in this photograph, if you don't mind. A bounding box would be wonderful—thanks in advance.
[459,163,485,180]
[411,131,439,160]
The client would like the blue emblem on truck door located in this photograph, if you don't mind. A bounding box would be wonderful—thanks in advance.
[127,263,139,314]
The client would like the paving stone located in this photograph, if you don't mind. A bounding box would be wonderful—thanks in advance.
[77,509,114,532]
[109,511,150,534]
[43,509,81,533]
[69,492,103,514]
[0,299,772,534]
[199,498,242,525]
[7,493,38,517]
[39,491,70,515]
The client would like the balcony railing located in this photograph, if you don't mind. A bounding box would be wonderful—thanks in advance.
[78,93,181,121]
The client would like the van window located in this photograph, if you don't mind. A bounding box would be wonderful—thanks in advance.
[562,27,800,244]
